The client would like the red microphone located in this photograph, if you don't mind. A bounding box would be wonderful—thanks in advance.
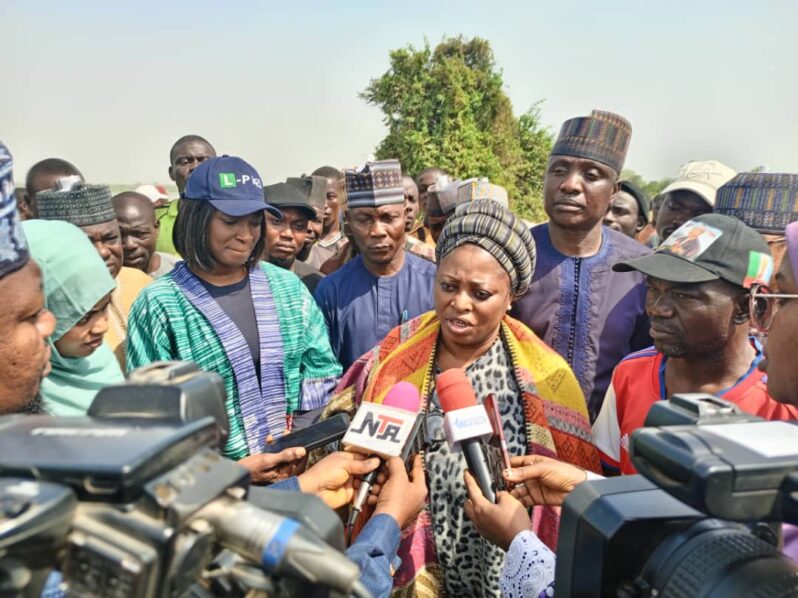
[437,369,500,503]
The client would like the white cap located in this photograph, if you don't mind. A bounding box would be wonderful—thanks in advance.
[134,184,170,203]
[660,160,737,208]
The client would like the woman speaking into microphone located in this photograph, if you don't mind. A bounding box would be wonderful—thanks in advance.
[324,199,599,597]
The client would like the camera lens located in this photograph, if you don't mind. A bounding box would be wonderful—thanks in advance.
[639,519,798,598]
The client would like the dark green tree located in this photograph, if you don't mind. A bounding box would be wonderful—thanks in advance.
[361,36,552,221]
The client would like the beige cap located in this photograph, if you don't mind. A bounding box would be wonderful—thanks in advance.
[134,184,170,203]
[660,160,737,208]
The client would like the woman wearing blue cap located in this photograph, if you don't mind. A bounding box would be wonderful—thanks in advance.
[126,156,342,476]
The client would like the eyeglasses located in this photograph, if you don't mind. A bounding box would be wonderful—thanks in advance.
[749,285,798,333]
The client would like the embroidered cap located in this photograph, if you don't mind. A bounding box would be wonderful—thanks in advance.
[551,109,632,174]
[36,183,117,227]
[714,173,798,234]
[182,156,281,218]
[343,160,404,209]
[614,213,773,288]
[0,141,29,278]
[442,178,509,215]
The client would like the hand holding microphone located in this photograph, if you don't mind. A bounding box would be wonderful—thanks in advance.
[341,382,423,531]
[372,455,428,529]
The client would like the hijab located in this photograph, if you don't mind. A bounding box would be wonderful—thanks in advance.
[22,220,124,415]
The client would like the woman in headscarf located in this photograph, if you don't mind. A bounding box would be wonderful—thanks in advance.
[325,199,600,597]
[22,220,124,415]
[126,156,342,481]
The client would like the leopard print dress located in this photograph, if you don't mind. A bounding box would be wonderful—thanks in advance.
[425,338,527,597]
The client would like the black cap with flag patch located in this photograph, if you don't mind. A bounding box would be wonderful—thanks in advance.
[613,213,773,289]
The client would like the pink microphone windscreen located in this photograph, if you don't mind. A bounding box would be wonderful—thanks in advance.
[382,381,422,413]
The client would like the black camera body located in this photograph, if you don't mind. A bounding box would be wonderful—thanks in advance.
[0,362,362,598]
[556,393,798,598]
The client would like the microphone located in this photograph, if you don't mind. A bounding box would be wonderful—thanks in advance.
[437,368,499,503]
[342,382,422,531]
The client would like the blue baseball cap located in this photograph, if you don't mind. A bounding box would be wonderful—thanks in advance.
[182,156,281,218]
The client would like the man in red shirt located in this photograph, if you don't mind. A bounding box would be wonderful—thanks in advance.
[593,213,798,474]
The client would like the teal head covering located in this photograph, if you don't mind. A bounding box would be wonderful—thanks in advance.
[22,220,123,415]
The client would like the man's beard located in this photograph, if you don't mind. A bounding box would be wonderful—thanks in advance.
[657,336,729,360]
[21,393,47,414]
[268,255,295,270]
[0,392,47,416]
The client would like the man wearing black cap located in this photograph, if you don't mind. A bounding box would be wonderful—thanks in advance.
[603,180,650,240]
[593,213,798,475]
[264,179,325,293]
[510,110,651,421]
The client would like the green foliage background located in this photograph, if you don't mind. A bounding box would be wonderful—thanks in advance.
[362,36,552,222]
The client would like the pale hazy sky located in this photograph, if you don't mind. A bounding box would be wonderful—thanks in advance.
[4,0,797,188]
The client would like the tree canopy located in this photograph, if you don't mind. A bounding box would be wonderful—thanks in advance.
[362,36,552,221]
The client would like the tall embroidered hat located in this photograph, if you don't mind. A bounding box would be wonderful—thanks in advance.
[36,183,117,226]
[551,109,632,174]
[343,160,404,209]
[0,141,29,278]
[614,213,773,289]
[714,173,798,234]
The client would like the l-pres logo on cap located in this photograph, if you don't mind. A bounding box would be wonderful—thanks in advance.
[219,173,237,188]
[218,172,263,190]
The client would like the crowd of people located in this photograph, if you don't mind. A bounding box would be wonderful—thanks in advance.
[3,105,798,597]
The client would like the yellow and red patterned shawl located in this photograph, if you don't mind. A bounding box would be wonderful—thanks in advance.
[325,311,600,597]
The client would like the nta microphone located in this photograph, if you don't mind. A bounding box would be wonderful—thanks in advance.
[343,382,422,530]
[437,368,501,503]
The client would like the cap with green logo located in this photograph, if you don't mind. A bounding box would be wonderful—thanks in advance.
[182,155,281,218]
[613,213,774,288]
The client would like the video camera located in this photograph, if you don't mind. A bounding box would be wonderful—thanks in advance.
[0,362,369,598]
[556,393,798,597]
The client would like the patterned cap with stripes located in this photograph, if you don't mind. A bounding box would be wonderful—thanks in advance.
[436,199,536,297]
[551,109,632,174]
[715,173,798,234]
